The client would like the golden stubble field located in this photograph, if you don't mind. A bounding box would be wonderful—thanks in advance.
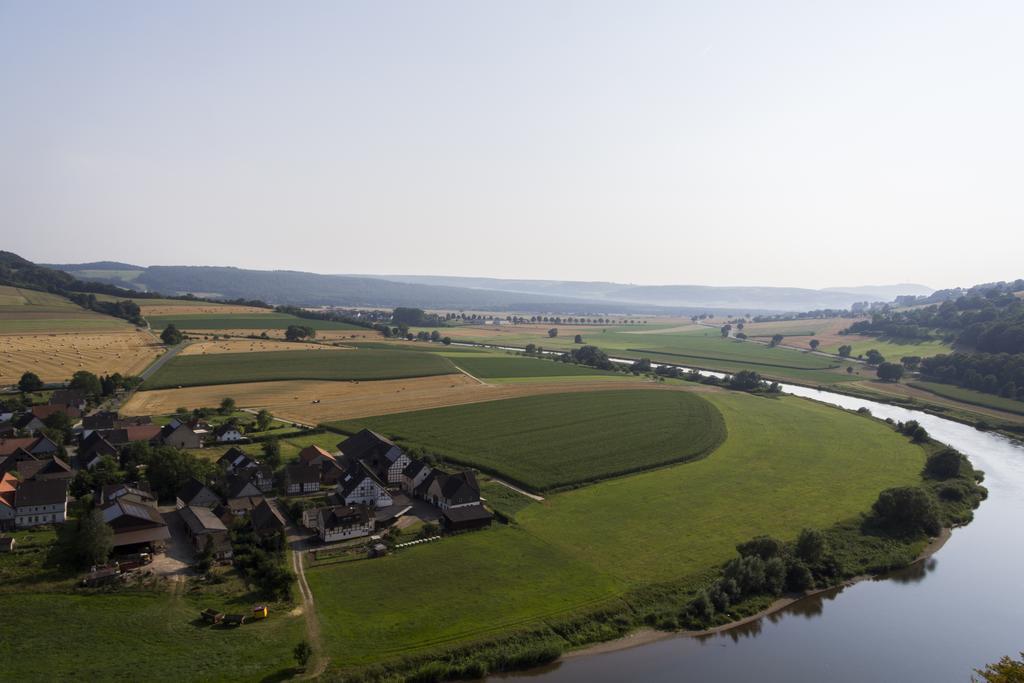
[121,374,678,424]
[137,304,273,316]
[0,331,164,384]
[179,339,354,355]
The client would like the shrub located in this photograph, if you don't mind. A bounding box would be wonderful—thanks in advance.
[924,449,963,480]
[785,561,814,591]
[870,486,942,536]
[795,528,826,564]
[736,535,783,560]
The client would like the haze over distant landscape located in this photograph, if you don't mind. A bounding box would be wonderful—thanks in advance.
[3,1,1023,288]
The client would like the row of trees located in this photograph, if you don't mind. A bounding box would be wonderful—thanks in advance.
[919,352,1024,400]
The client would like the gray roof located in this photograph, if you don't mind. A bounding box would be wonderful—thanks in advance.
[179,505,228,534]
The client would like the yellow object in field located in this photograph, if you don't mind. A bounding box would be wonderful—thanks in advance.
[251,605,268,619]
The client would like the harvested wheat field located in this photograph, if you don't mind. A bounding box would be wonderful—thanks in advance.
[121,374,675,424]
[138,303,273,317]
[0,331,163,384]
[180,339,353,355]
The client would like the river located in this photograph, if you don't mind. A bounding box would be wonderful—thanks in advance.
[478,350,1024,682]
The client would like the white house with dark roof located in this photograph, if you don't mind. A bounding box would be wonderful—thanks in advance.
[336,462,392,508]
[317,505,374,543]
[212,423,245,443]
[401,459,432,493]
[14,479,68,527]
[336,429,410,485]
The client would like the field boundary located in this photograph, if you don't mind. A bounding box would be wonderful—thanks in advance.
[625,348,839,371]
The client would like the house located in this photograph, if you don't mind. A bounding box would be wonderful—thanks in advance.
[419,470,481,510]
[216,447,258,474]
[226,495,264,517]
[0,448,40,476]
[298,445,336,467]
[225,473,262,500]
[441,503,493,533]
[0,472,17,529]
[161,422,203,449]
[99,482,156,506]
[401,459,432,493]
[30,403,81,422]
[316,505,374,543]
[336,429,410,485]
[16,455,73,482]
[212,423,245,443]
[0,421,14,438]
[77,431,119,469]
[101,496,171,548]
[285,463,321,495]
[251,499,286,537]
[178,505,233,560]
[336,462,393,508]
[0,436,58,458]
[249,466,274,492]
[49,389,87,412]
[175,478,221,509]
[14,412,47,434]
[14,478,68,528]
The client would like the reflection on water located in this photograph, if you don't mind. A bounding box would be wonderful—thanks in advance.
[491,365,1024,683]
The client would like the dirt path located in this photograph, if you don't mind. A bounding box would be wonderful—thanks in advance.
[291,548,327,679]
[489,477,545,502]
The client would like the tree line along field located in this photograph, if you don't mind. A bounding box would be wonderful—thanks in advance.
[907,380,1024,416]
[328,390,727,491]
[146,311,362,331]
[307,390,927,672]
[142,348,459,390]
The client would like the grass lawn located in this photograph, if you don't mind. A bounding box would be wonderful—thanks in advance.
[479,478,536,520]
[195,430,342,463]
[147,311,362,331]
[908,380,1024,416]
[309,391,926,673]
[143,348,458,390]
[326,390,726,491]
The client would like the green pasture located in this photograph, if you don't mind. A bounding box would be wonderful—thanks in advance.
[328,390,727,491]
[819,337,950,361]
[143,349,457,390]
[908,380,1024,416]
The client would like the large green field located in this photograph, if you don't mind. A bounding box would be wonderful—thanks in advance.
[327,390,726,491]
[0,529,304,682]
[908,380,1024,416]
[308,390,926,672]
[420,324,860,385]
[442,352,618,380]
[147,312,362,331]
[144,348,458,389]
[0,285,130,333]
[819,337,950,361]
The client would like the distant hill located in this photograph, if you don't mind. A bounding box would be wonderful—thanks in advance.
[46,260,931,313]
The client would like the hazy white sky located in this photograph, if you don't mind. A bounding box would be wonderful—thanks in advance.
[2,1,1022,289]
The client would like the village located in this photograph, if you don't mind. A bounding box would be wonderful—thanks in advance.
[0,385,493,597]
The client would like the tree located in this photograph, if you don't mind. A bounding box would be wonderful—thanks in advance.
[76,508,114,568]
[293,640,313,669]
[18,371,44,393]
[442,336,452,345]
[974,652,1024,683]
[69,370,102,397]
[720,324,732,338]
[630,358,652,373]
[161,324,184,345]
[220,397,236,415]
[870,486,941,536]
[573,334,583,344]
[924,449,963,480]
[809,339,820,351]
[430,330,441,342]
[284,325,315,341]
[901,356,922,371]
[729,370,764,391]
[795,528,826,564]
[524,343,537,355]
[256,409,273,432]
[837,345,852,358]
[770,334,784,347]
[846,365,854,374]
[876,362,904,382]
[391,307,427,326]
[262,438,282,470]
[865,349,886,365]
[548,328,558,338]
[43,411,74,445]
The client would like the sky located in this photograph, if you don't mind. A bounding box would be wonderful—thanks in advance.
[2,1,1022,289]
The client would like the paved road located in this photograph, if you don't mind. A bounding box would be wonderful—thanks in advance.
[139,341,190,382]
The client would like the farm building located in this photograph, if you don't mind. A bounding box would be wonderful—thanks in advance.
[99,482,156,507]
[285,463,321,494]
[212,423,245,443]
[336,461,392,508]
[217,447,258,474]
[298,445,336,467]
[251,499,286,537]
[401,459,432,493]
[418,470,481,510]
[316,505,375,543]
[0,435,59,458]
[160,422,203,449]
[49,389,87,412]
[441,503,493,533]
[30,403,81,421]
[101,496,171,548]
[15,455,73,483]
[178,505,233,560]
[336,429,410,485]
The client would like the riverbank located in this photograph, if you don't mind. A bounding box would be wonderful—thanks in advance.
[558,527,954,663]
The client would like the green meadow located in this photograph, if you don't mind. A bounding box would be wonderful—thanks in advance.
[143,349,457,389]
[308,390,926,673]
[908,380,1024,416]
[327,390,727,491]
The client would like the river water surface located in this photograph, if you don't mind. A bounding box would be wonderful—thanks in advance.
[486,358,1024,682]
